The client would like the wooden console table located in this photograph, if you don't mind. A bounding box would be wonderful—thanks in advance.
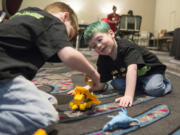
[150,36,173,51]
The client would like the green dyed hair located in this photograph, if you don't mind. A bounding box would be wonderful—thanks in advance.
[84,21,111,44]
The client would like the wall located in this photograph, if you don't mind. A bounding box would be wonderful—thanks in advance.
[154,0,180,35]
[0,0,156,32]
[19,0,156,32]
[0,0,2,10]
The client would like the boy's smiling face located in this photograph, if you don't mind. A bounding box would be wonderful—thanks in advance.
[88,30,115,56]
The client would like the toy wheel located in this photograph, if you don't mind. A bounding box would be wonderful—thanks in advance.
[80,104,86,111]
[69,101,74,107]
[87,102,92,108]
[72,104,78,110]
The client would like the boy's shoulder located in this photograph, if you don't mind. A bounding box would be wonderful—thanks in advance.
[12,7,62,25]
[17,7,55,19]
[116,39,136,49]
[19,7,42,13]
[116,39,145,54]
[21,7,51,16]
[117,38,133,44]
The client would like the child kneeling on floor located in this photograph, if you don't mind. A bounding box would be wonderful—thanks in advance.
[0,2,100,134]
[83,21,172,108]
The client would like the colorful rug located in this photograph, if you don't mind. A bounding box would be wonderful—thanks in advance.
[32,68,81,93]
[28,49,179,135]
[33,66,120,98]
[86,104,169,135]
[33,73,74,93]
[59,95,155,123]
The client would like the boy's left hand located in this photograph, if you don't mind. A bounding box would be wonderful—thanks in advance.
[115,96,133,107]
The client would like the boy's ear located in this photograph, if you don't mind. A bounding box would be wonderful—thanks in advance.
[64,12,69,20]
[108,29,115,37]
[59,12,69,22]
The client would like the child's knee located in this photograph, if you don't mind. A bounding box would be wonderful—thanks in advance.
[0,110,58,135]
[144,81,166,96]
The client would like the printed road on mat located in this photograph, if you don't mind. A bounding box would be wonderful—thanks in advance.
[87,104,169,135]
[59,95,155,122]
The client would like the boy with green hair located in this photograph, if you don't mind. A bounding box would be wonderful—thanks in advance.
[0,2,100,134]
[84,21,172,108]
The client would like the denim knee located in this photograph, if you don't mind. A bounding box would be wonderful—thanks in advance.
[0,76,59,134]
[144,81,166,96]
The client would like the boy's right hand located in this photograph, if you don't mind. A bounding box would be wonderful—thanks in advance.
[85,76,106,92]
[87,71,101,90]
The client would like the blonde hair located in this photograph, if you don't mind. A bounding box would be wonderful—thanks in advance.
[44,2,79,37]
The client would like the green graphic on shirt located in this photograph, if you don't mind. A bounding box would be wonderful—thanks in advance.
[120,67,126,72]
[138,66,151,76]
[112,67,126,78]
[112,66,150,78]
[112,70,118,75]
[11,11,44,19]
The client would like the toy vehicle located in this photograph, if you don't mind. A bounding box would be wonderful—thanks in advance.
[33,129,47,135]
[69,86,101,111]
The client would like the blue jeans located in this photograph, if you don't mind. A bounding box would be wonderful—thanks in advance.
[0,76,59,135]
[111,74,172,96]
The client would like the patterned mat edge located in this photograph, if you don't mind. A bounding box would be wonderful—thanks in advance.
[87,104,170,135]
[170,127,180,135]
[59,96,155,123]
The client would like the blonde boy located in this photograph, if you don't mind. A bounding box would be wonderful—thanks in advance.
[0,2,100,134]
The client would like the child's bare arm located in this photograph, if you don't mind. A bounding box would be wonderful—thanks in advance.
[115,64,137,107]
[58,46,100,88]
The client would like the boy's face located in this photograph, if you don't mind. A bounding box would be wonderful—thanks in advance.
[88,30,115,56]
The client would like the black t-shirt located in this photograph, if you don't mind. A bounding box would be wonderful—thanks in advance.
[0,7,72,80]
[97,39,166,82]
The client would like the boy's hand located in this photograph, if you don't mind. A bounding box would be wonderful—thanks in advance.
[67,90,74,95]
[85,78,106,92]
[85,73,101,91]
[115,96,133,107]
